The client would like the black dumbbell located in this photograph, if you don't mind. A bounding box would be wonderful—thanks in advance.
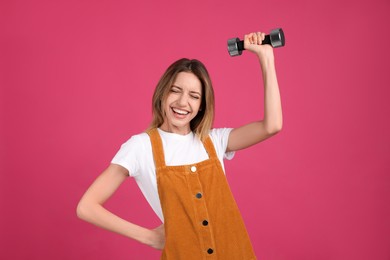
[227,28,285,57]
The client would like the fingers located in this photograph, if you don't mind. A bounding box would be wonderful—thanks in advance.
[245,32,266,45]
[257,32,265,44]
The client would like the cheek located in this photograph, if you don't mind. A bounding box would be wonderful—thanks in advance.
[193,100,202,112]
[164,94,175,106]
[163,95,172,107]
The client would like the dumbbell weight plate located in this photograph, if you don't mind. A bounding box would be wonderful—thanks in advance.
[227,38,242,57]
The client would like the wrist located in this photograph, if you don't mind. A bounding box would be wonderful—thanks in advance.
[140,229,155,246]
[124,224,154,246]
[258,53,275,69]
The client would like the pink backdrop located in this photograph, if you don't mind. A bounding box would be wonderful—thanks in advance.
[1,0,390,259]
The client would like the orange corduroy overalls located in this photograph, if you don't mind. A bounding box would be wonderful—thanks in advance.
[147,128,257,260]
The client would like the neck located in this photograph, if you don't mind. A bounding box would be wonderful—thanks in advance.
[159,122,191,135]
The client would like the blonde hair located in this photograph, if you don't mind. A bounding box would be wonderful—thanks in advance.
[148,58,215,141]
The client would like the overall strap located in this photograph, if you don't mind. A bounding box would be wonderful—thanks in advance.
[146,128,166,168]
[202,135,219,160]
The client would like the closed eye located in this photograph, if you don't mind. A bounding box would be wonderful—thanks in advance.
[170,87,181,93]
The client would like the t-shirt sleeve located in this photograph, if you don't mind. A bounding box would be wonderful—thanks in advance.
[111,135,143,177]
[210,128,235,160]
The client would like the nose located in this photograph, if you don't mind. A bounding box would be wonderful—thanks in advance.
[177,93,188,106]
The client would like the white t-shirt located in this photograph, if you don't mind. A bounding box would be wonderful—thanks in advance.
[111,128,235,222]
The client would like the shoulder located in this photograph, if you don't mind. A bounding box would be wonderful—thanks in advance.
[209,128,233,142]
[111,132,153,177]
[120,132,150,149]
[209,128,235,160]
[112,132,153,163]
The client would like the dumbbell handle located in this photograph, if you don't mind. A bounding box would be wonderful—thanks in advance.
[228,28,285,57]
[236,34,272,50]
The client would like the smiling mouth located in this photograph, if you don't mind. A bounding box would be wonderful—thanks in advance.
[172,107,190,115]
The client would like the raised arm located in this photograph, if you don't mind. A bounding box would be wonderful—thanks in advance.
[227,31,283,152]
[76,164,165,249]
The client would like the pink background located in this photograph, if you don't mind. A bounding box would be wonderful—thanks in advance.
[1,0,390,259]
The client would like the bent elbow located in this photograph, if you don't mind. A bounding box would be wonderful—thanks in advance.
[265,123,283,136]
[76,200,90,220]
[273,124,283,134]
[267,128,281,136]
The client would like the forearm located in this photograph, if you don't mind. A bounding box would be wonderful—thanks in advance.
[258,53,283,133]
[77,164,164,249]
[77,201,154,246]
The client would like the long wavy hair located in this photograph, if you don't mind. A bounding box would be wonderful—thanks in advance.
[148,58,215,141]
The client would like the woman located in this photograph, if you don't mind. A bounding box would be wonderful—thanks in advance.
[77,31,282,259]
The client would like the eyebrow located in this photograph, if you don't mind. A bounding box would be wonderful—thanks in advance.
[172,85,201,96]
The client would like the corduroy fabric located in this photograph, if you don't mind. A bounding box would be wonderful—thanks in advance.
[147,128,256,260]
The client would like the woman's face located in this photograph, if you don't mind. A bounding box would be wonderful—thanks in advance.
[160,72,202,135]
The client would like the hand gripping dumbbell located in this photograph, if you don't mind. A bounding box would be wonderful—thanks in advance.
[227,28,285,57]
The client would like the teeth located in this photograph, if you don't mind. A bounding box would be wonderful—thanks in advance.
[172,108,189,115]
